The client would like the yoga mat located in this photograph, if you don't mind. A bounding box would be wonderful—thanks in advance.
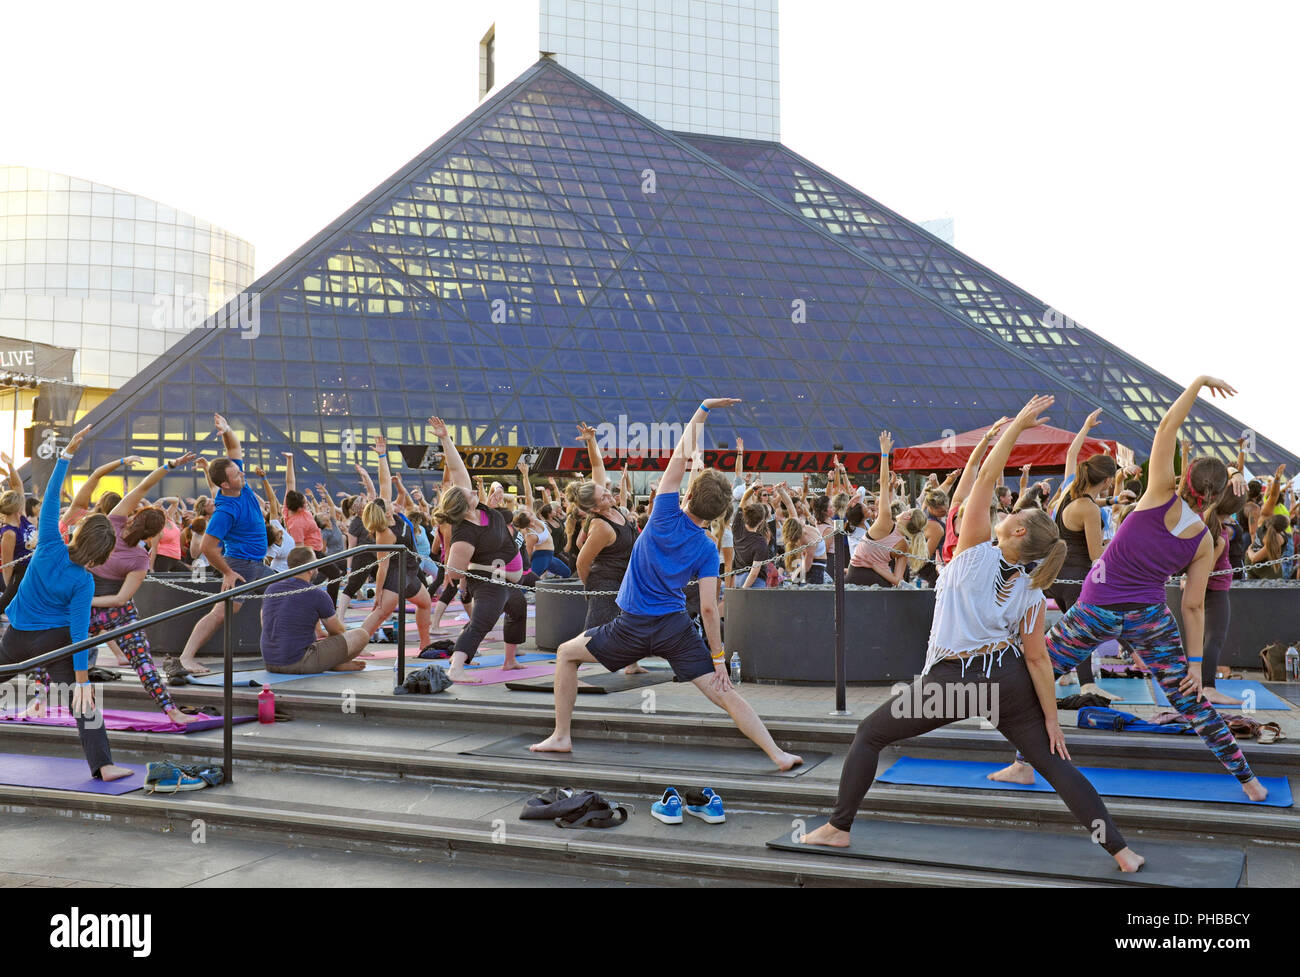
[1265,683,1300,708]
[1151,679,1291,712]
[0,754,147,795]
[766,818,1244,888]
[466,734,826,777]
[505,670,673,694]
[875,756,1293,808]
[467,653,555,669]
[188,664,390,686]
[0,708,256,734]
[146,659,266,676]
[1056,676,1153,704]
[453,664,555,686]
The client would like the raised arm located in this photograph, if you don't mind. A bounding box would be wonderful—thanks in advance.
[1064,409,1102,485]
[282,451,296,504]
[952,419,1007,511]
[956,396,1054,557]
[1148,376,1236,498]
[46,425,92,544]
[253,466,280,521]
[354,461,376,500]
[867,432,895,538]
[110,452,196,517]
[426,416,469,491]
[734,437,745,486]
[69,455,142,515]
[517,459,533,511]
[213,412,242,462]
[0,452,21,493]
[577,422,606,488]
[658,399,739,496]
[374,435,392,506]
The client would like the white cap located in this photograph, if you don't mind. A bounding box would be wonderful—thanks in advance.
[732,484,745,501]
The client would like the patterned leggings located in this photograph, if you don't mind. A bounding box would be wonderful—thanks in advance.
[35,601,175,715]
[1018,602,1253,783]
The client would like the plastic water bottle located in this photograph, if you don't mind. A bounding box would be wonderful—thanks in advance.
[729,653,741,685]
[1286,645,1299,682]
[257,685,276,724]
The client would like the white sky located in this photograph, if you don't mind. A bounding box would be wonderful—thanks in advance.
[3,0,1296,458]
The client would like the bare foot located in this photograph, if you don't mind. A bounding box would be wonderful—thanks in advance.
[623,663,649,675]
[501,660,528,671]
[177,657,211,677]
[1057,674,1079,688]
[1201,687,1242,705]
[800,822,850,848]
[529,733,572,753]
[98,765,135,782]
[330,660,366,671]
[447,665,482,684]
[1243,778,1269,803]
[21,700,47,719]
[988,761,1036,784]
[165,709,198,725]
[357,650,376,659]
[774,751,803,772]
[1114,847,1145,873]
[1078,682,1119,701]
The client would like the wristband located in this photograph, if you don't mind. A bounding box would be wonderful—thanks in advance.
[711,653,725,664]
[699,403,710,413]
[1187,657,1203,663]
[77,681,92,687]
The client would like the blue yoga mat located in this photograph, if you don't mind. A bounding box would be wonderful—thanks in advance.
[0,755,146,794]
[876,756,1292,807]
[188,663,391,687]
[466,653,555,669]
[1151,679,1292,712]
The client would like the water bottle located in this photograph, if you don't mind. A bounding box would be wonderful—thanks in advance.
[729,653,741,685]
[257,685,276,724]
[1286,645,1299,682]
[1091,649,1104,681]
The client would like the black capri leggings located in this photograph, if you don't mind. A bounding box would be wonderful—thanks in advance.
[0,563,28,617]
[342,558,377,599]
[828,651,1127,855]
[1202,588,1231,689]
[453,579,527,663]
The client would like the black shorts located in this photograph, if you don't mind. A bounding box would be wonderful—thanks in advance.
[584,611,715,682]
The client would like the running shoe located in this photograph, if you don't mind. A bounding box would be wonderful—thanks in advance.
[651,787,683,824]
[685,787,726,824]
[144,762,206,793]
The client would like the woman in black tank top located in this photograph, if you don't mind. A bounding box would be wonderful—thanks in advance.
[572,422,644,674]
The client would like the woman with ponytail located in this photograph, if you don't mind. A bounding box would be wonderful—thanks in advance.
[29,453,198,724]
[991,377,1267,805]
[802,397,1143,873]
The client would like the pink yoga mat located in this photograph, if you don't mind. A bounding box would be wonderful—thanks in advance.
[453,664,554,686]
[0,707,255,734]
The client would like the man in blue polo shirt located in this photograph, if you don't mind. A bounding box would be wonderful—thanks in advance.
[176,413,275,677]
[531,398,801,772]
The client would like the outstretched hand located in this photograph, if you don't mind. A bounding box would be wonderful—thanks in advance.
[1199,376,1236,399]
[575,422,597,442]
[701,398,741,410]
[213,413,230,434]
[170,451,197,469]
[1013,394,1054,430]
[426,417,449,440]
[65,424,93,455]
[1082,407,1103,431]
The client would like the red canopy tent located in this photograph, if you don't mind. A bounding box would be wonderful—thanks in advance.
[893,425,1122,473]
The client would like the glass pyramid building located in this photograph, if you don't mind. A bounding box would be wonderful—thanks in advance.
[73,58,1297,493]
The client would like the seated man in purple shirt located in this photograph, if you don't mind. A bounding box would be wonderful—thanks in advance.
[261,547,368,673]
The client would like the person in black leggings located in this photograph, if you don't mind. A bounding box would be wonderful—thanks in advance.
[1197,485,1247,704]
[801,397,1143,874]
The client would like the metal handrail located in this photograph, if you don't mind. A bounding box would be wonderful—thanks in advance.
[0,543,409,786]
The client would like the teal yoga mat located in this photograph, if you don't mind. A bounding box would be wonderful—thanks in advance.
[188,663,391,686]
[1151,679,1291,712]
[876,755,1292,807]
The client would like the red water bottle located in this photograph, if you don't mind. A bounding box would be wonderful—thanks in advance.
[257,685,275,724]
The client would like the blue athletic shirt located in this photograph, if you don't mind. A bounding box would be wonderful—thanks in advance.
[6,456,96,670]
[616,492,718,616]
[205,459,268,561]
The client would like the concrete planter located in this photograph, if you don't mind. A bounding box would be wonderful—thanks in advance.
[132,572,264,659]
[1165,582,1300,667]
[725,585,935,683]
[535,578,591,651]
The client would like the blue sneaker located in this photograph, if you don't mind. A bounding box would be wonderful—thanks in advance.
[651,788,683,824]
[685,787,726,824]
[144,761,205,794]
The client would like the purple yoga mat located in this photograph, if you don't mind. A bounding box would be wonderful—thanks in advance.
[0,754,146,794]
[453,664,555,686]
[0,707,256,734]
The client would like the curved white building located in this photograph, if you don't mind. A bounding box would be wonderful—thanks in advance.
[0,165,254,462]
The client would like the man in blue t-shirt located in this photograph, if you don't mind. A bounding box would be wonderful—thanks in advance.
[531,399,802,772]
[176,413,276,677]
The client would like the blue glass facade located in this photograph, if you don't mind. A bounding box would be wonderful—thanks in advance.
[72,59,1295,495]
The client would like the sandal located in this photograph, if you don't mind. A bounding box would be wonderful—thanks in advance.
[1257,722,1286,745]
[163,657,191,682]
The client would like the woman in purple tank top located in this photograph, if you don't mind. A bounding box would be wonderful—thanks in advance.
[991,376,1267,804]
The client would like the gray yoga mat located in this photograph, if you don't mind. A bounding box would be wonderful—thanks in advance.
[504,670,673,694]
[465,734,826,777]
[766,818,1244,888]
